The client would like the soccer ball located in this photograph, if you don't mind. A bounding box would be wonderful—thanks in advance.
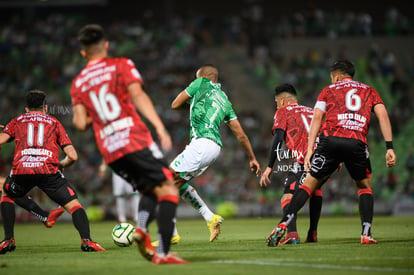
[111,223,135,247]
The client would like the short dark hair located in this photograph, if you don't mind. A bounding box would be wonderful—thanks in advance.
[78,24,105,47]
[330,59,355,77]
[274,83,297,97]
[26,90,47,110]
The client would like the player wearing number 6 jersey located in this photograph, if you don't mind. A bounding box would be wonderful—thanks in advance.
[260,84,323,245]
[267,60,397,247]
[71,24,186,264]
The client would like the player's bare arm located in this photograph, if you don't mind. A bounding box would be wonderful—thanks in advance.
[171,90,190,110]
[128,82,172,151]
[227,119,261,176]
[72,104,92,131]
[373,103,396,167]
[304,108,324,171]
[59,144,78,169]
[0,133,11,147]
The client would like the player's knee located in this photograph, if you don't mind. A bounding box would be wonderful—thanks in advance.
[281,194,292,204]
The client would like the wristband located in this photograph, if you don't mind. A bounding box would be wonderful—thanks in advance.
[385,141,393,150]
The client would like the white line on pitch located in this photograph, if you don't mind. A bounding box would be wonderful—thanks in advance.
[210,260,414,273]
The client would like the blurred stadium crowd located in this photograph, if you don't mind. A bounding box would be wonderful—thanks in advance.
[0,2,413,219]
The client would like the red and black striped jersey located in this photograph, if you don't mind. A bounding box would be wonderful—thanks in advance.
[3,112,72,175]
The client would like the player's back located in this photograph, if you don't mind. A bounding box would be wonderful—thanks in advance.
[188,77,236,147]
[318,79,383,144]
[70,57,153,163]
[273,103,313,163]
[4,112,69,175]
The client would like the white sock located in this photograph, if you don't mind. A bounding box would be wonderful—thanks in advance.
[116,196,127,223]
[130,193,140,225]
[181,184,213,222]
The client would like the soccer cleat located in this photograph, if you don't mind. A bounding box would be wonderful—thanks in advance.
[81,239,106,252]
[266,222,287,247]
[0,238,16,254]
[152,253,189,265]
[278,231,300,245]
[305,230,318,243]
[45,206,65,228]
[151,234,181,247]
[361,235,378,245]
[133,228,156,261]
[207,214,224,242]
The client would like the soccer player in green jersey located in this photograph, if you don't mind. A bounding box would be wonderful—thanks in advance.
[170,64,261,242]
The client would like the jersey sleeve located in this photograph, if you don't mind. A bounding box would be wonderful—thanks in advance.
[56,120,72,148]
[224,104,237,122]
[371,88,384,107]
[2,118,16,140]
[119,58,144,87]
[70,77,83,106]
[314,88,329,112]
[184,78,203,97]
[272,109,287,134]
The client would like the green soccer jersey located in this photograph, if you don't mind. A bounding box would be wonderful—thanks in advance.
[185,77,237,147]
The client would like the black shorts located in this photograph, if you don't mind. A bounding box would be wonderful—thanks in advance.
[283,161,307,195]
[309,135,372,181]
[4,171,78,206]
[109,147,173,193]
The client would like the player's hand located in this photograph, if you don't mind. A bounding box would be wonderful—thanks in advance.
[304,151,313,171]
[157,128,172,151]
[250,159,261,177]
[259,167,272,187]
[386,149,396,167]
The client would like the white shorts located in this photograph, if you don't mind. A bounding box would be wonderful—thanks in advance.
[170,138,221,181]
[112,172,136,196]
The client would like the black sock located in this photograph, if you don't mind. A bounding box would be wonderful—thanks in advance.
[359,193,374,236]
[281,188,310,225]
[138,193,158,230]
[72,208,91,240]
[1,201,15,240]
[308,195,322,231]
[14,196,49,223]
[283,203,297,232]
[157,200,177,256]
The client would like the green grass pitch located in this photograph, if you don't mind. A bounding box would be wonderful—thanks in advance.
[0,216,413,275]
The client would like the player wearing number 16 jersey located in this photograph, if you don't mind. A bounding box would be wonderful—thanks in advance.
[260,84,323,245]
[71,24,186,264]
[267,60,396,247]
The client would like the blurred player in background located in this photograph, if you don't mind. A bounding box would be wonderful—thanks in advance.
[267,60,397,246]
[71,24,187,264]
[169,64,261,242]
[260,83,322,244]
[99,161,140,225]
[0,90,105,254]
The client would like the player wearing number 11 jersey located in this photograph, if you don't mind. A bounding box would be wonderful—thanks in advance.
[267,60,396,247]
[0,90,105,253]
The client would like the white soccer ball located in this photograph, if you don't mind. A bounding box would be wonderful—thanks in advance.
[111,223,135,247]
